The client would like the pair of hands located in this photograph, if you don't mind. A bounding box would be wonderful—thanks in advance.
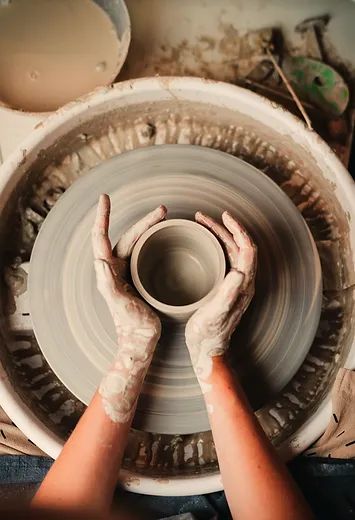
[92,194,256,391]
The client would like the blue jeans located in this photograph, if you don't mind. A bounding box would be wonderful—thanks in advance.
[1,456,355,519]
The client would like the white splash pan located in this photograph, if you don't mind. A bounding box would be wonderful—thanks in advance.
[0,77,354,496]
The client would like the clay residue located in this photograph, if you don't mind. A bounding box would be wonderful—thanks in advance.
[121,25,273,83]
[3,265,27,314]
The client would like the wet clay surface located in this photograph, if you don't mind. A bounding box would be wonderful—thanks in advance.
[27,145,321,434]
[0,100,354,476]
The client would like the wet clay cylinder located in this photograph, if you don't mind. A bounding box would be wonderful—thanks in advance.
[130,219,226,320]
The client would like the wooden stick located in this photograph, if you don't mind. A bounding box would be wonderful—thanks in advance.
[266,48,313,131]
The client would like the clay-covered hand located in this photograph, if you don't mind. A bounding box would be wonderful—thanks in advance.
[92,194,167,422]
[185,211,257,391]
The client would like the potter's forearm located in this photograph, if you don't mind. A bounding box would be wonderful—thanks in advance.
[204,357,313,520]
[32,354,151,514]
[32,391,131,513]
[98,344,152,424]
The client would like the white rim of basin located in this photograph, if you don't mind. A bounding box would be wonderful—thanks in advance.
[0,76,354,496]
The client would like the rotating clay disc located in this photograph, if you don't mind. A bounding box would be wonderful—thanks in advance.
[29,145,322,434]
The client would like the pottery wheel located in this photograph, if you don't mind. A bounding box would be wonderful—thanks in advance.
[29,145,322,434]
